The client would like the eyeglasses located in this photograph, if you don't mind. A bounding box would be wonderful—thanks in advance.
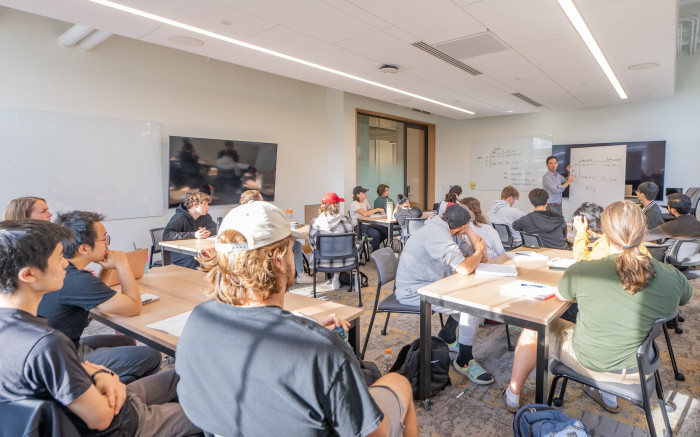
[96,235,111,246]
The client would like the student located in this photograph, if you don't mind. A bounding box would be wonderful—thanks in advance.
[461,197,504,259]
[394,194,422,227]
[395,204,495,385]
[176,202,418,437]
[163,191,218,269]
[374,184,395,212]
[38,211,162,383]
[349,186,388,251]
[239,189,263,205]
[645,193,700,242]
[512,189,567,249]
[437,185,462,215]
[0,220,201,436]
[636,182,664,230]
[309,192,355,290]
[2,196,53,221]
[486,185,526,246]
[504,201,692,413]
[542,156,573,216]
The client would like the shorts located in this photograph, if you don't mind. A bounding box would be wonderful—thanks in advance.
[368,385,407,437]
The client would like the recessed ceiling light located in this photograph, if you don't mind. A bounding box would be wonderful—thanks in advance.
[504,110,514,113]
[86,0,476,115]
[379,64,399,74]
[168,35,204,47]
[628,62,659,70]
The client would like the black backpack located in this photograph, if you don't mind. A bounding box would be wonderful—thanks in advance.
[389,337,451,399]
[513,404,590,437]
[338,271,369,288]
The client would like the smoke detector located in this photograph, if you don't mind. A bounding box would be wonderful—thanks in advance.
[378,64,399,74]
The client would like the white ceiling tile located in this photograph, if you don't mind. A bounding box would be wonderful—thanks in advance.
[335,30,443,68]
[320,0,391,30]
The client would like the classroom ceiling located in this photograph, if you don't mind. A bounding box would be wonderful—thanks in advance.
[1,0,680,119]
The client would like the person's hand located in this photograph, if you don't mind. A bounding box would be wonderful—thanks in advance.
[573,215,588,233]
[375,208,384,214]
[195,228,211,239]
[98,250,128,270]
[474,236,487,255]
[84,267,98,276]
[320,313,350,332]
[566,164,572,172]
[567,174,574,183]
[83,361,126,414]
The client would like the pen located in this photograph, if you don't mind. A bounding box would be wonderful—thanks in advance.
[142,299,153,304]
[513,252,531,256]
[456,388,469,399]
[521,283,545,288]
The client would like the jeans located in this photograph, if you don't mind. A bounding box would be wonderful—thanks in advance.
[79,335,162,383]
[356,225,388,251]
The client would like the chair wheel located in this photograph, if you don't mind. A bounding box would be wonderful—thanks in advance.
[678,315,685,322]
[381,329,387,335]
[423,399,432,411]
[663,430,672,437]
[553,398,563,407]
[665,401,676,413]
[675,327,684,334]
[507,345,515,352]
[675,373,685,381]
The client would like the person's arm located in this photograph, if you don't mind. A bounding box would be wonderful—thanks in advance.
[572,232,591,262]
[645,224,667,242]
[68,385,118,431]
[356,205,383,217]
[543,172,569,195]
[463,226,488,263]
[203,214,217,234]
[95,250,141,316]
[455,246,485,275]
[163,215,196,240]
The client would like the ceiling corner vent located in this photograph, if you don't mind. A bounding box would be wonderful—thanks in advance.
[512,92,543,108]
[412,41,483,76]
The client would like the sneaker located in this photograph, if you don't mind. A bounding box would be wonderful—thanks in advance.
[296,272,314,284]
[446,340,459,353]
[502,387,520,413]
[452,359,495,385]
[581,385,619,414]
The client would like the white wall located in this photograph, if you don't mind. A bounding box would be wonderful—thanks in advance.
[436,54,700,217]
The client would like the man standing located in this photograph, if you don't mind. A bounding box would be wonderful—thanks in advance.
[163,191,218,269]
[38,211,162,383]
[486,185,526,246]
[542,156,573,216]
[395,204,495,385]
[176,202,417,436]
[636,181,664,230]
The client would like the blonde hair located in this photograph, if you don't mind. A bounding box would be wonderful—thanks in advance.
[318,201,340,216]
[3,197,45,221]
[601,201,656,294]
[240,190,262,205]
[183,192,211,209]
[198,230,291,305]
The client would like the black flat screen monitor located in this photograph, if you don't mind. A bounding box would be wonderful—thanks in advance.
[168,136,278,208]
[665,187,682,196]
[551,141,666,201]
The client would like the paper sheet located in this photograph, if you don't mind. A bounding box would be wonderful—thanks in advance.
[504,251,549,261]
[146,311,192,337]
[500,280,556,300]
[475,264,518,277]
[140,293,160,304]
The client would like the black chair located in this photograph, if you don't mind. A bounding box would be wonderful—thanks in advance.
[149,227,166,268]
[520,231,543,249]
[492,223,519,250]
[686,187,700,217]
[548,312,677,437]
[313,233,362,306]
[0,399,80,437]
[216,216,223,232]
[402,217,428,243]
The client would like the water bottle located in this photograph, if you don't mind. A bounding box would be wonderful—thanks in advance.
[386,201,394,221]
[383,348,393,374]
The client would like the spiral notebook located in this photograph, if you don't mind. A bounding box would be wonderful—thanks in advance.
[500,280,556,300]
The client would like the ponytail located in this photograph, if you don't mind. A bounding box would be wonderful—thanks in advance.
[614,247,656,294]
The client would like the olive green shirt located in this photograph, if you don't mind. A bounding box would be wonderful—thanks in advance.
[373,195,394,211]
[558,255,692,371]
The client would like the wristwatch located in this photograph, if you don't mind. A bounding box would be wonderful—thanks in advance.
[90,368,115,381]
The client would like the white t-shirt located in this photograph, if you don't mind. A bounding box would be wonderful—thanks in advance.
[348,199,371,227]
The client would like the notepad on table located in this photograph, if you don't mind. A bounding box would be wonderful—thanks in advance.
[504,251,549,261]
[475,263,518,277]
[500,280,556,300]
[547,258,576,270]
[146,311,192,337]
[140,293,160,304]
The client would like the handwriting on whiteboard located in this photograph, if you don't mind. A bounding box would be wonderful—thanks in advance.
[572,157,623,185]
[473,147,538,186]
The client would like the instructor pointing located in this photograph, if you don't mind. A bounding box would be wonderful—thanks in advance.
[542,155,573,216]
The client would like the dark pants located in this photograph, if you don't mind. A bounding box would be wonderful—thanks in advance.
[79,335,162,383]
[357,225,388,250]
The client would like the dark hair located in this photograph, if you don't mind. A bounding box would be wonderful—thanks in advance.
[546,156,557,165]
[528,188,549,207]
[0,220,72,295]
[461,197,487,225]
[377,184,389,196]
[573,202,604,234]
[637,182,659,201]
[667,193,692,215]
[444,185,462,203]
[396,194,410,206]
[55,211,105,257]
[500,185,519,200]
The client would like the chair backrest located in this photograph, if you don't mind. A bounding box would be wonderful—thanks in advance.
[492,223,513,247]
[314,233,358,261]
[520,231,543,249]
[637,311,679,378]
[371,247,399,287]
[0,398,80,437]
[686,187,700,215]
[666,239,700,268]
[216,216,223,232]
[432,202,440,211]
[404,217,428,239]
[150,227,165,252]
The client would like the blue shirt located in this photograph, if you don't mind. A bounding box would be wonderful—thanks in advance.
[542,170,567,204]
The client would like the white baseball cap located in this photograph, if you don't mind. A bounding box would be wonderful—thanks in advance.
[216,202,291,253]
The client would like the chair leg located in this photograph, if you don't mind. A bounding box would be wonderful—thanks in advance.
[655,372,674,437]
[312,268,317,299]
[505,324,514,351]
[381,313,391,335]
[640,368,656,437]
[662,323,685,381]
[551,377,569,407]
[439,313,445,328]
[547,375,561,406]
[355,269,362,307]
[361,310,378,360]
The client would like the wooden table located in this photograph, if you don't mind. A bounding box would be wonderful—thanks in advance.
[357,212,434,248]
[417,248,572,405]
[90,265,364,356]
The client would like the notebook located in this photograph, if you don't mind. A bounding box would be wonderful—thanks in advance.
[547,258,576,270]
[500,280,556,300]
[141,293,160,304]
[475,264,518,277]
[99,248,148,287]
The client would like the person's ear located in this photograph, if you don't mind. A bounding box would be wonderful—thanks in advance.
[272,248,285,271]
[77,243,91,256]
[17,266,38,285]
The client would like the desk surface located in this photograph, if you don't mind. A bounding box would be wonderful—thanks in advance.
[418,248,572,326]
[161,226,310,254]
[358,211,434,225]
[91,265,363,355]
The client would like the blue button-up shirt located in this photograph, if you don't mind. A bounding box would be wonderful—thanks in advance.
[542,170,567,204]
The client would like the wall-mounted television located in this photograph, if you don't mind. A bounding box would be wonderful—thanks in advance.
[168,136,278,208]
[552,141,666,200]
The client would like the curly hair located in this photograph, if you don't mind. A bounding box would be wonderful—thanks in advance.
[198,231,291,305]
[240,190,262,205]
[183,192,211,209]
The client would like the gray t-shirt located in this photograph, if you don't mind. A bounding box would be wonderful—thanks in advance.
[176,301,383,437]
[395,216,473,306]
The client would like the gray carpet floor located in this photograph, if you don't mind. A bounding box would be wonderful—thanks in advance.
[85,259,700,437]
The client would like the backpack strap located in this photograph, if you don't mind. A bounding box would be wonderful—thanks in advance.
[389,343,412,373]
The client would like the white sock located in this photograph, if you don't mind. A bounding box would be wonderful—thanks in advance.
[506,387,520,409]
[597,388,618,408]
[332,273,340,290]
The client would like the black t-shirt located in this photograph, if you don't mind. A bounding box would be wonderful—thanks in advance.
[37,263,116,346]
[176,301,383,437]
[0,308,138,436]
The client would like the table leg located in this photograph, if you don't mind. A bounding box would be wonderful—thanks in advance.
[418,296,432,401]
[388,222,394,249]
[535,324,550,404]
[162,249,172,266]
[349,319,361,357]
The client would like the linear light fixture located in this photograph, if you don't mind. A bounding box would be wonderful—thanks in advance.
[556,0,627,100]
[86,0,476,115]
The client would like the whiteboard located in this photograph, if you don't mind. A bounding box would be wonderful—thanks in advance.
[0,107,163,220]
[471,135,552,191]
[569,145,626,212]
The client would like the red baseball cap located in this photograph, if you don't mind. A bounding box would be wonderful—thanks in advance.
[321,192,344,205]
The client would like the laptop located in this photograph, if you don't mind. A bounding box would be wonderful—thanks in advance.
[99,248,149,287]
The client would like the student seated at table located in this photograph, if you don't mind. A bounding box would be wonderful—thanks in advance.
[512,188,567,249]
[0,220,201,436]
[436,185,462,215]
[486,185,526,247]
[636,181,664,230]
[309,192,355,290]
[3,196,53,221]
[349,185,388,251]
[374,184,395,212]
[394,194,422,227]
[176,202,418,437]
[461,197,504,259]
[239,189,262,205]
[503,201,692,413]
[38,211,161,383]
[163,191,218,269]
[395,204,495,385]
[645,193,700,243]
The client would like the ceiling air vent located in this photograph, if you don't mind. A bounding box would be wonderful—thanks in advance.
[412,108,432,115]
[512,92,543,108]
[412,42,483,76]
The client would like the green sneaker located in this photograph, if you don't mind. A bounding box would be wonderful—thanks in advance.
[446,340,459,353]
[452,359,494,385]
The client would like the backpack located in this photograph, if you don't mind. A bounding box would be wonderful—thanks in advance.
[360,361,382,387]
[389,337,451,399]
[513,404,590,437]
[338,271,369,288]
